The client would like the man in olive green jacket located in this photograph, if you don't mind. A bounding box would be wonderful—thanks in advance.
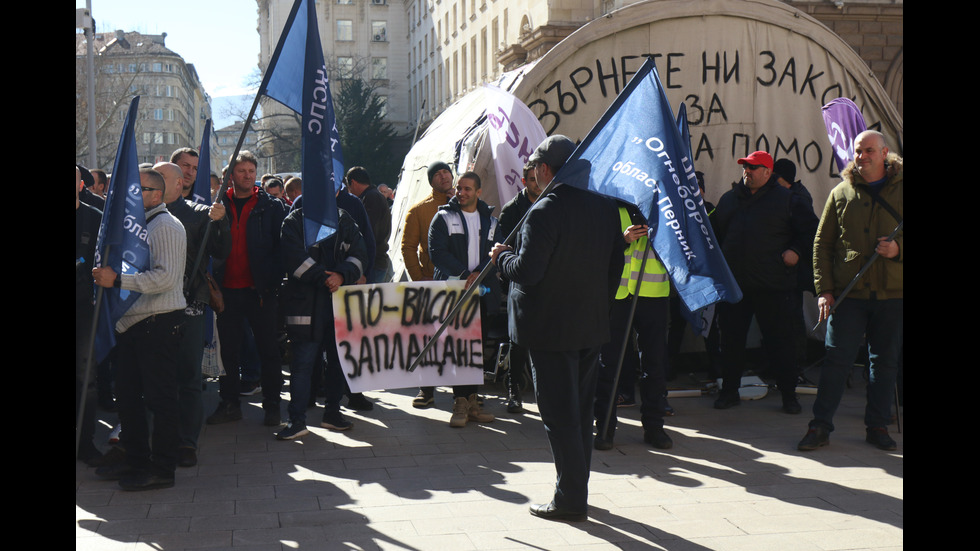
[799,130,903,452]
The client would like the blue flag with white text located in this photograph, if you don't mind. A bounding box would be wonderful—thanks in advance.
[93,96,151,363]
[556,58,741,330]
[260,0,341,248]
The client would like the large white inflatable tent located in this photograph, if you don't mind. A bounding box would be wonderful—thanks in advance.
[388,0,903,285]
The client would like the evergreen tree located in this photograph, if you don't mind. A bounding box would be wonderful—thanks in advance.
[335,78,398,185]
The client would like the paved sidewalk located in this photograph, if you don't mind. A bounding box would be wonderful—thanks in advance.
[76,373,903,550]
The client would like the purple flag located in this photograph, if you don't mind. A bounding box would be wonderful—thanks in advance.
[821,98,867,173]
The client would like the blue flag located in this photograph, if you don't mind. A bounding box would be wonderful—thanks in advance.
[191,120,219,345]
[93,96,151,363]
[556,58,741,330]
[260,0,341,248]
[191,119,213,206]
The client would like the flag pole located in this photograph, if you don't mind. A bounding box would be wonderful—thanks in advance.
[189,0,305,281]
[597,243,650,442]
[77,248,111,459]
[406,174,559,373]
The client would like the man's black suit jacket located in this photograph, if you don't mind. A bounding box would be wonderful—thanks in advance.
[497,183,624,352]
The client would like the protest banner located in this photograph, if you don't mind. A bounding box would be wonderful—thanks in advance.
[332,280,486,393]
[484,84,549,207]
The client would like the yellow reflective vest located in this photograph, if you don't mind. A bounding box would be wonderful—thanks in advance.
[616,207,669,299]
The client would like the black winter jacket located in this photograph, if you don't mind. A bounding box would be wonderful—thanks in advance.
[713,176,818,291]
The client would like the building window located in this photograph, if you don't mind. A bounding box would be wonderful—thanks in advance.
[337,20,353,41]
[338,56,354,79]
[153,62,162,72]
[378,95,388,118]
[372,57,388,80]
[154,132,164,144]
[143,133,151,144]
[337,0,353,4]
[154,109,163,120]
[372,21,387,42]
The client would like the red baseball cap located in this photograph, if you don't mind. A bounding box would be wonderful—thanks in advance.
[737,151,774,170]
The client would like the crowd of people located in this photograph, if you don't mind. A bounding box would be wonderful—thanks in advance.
[76,131,902,521]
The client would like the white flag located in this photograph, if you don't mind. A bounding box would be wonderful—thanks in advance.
[483,85,548,206]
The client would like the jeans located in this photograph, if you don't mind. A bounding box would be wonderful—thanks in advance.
[810,296,903,432]
[287,301,350,426]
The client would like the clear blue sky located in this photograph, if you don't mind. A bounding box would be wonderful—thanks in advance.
[77,0,261,126]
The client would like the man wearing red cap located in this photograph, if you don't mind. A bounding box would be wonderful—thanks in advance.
[712,151,818,414]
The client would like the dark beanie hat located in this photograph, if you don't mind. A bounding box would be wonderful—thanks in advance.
[773,158,797,183]
[427,161,452,183]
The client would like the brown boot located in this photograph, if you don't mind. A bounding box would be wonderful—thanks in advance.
[467,394,494,423]
[450,397,469,427]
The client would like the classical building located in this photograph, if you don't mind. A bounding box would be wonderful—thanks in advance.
[256,0,411,174]
[256,0,901,145]
[215,121,273,177]
[75,30,218,173]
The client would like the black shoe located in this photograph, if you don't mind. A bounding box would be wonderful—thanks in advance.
[95,462,140,481]
[118,471,175,491]
[782,394,802,414]
[321,411,353,431]
[412,388,435,408]
[616,393,635,408]
[643,428,674,449]
[593,436,614,451]
[177,447,198,468]
[506,397,524,414]
[206,401,242,425]
[798,426,830,451]
[239,380,262,396]
[263,408,283,427]
[713,392,741,409]
[276,422,310,441]
[346,393,374,411]
[99,446,127,467]
[865,427,897,451]
[529,502,587,522]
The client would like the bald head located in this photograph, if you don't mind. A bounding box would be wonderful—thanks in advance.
[154,162,183,204]
[853,130,889,182]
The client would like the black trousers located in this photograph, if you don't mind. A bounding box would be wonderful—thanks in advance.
[596,296,669,438]
[216,288,284,410]
[717,288,798,395]
[115,310,184,474]
[528,347,601,513]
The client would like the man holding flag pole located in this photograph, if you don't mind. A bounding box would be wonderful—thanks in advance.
[485,57,742,519]
[93,162,187,491]
[160,131,231,466]
[491,135,624,522]
[198,0,346,429]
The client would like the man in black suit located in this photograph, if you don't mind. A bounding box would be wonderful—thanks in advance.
[491,135,624,522]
